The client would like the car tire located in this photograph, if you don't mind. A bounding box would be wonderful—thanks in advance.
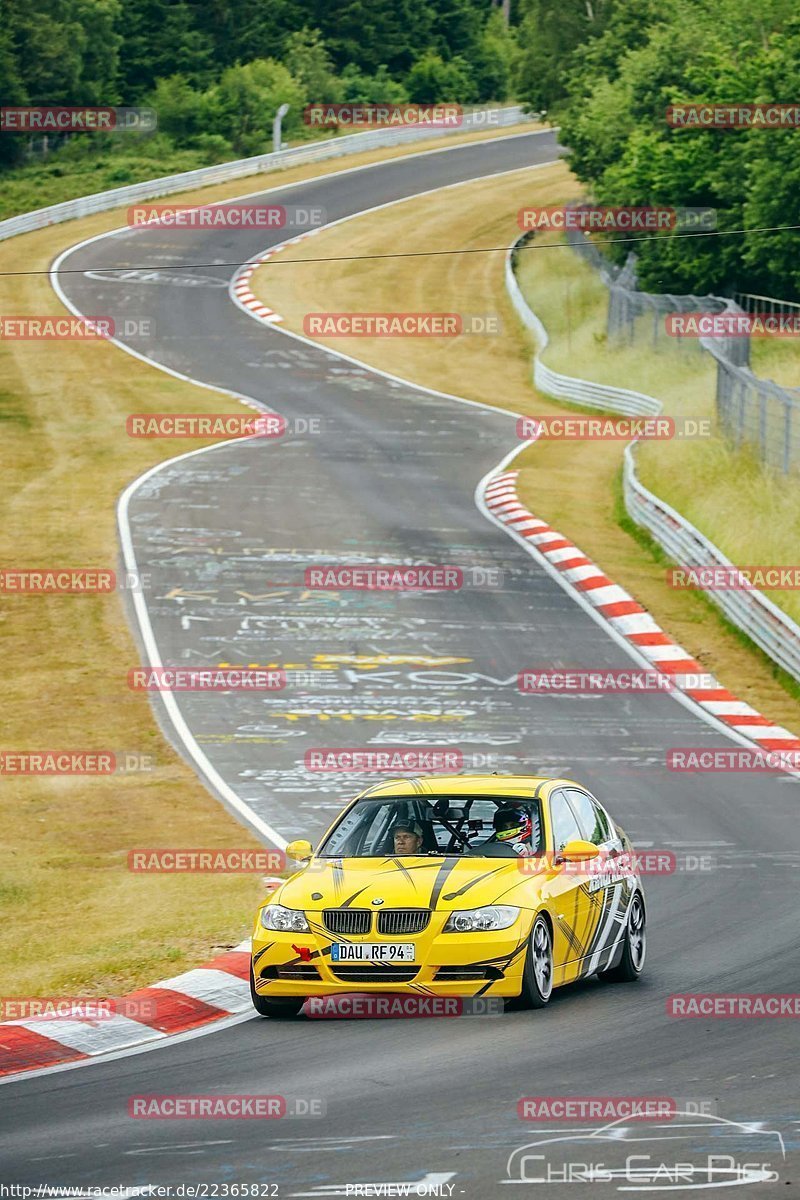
[517,914,554,1009]
[599,892,646,983]
[250,965,305,1018]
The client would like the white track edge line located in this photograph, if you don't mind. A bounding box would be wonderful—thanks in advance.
[32,132,796,1086]
[227,162,800,773]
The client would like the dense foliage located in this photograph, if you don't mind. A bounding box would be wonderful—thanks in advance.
[1,0,798,296]
[553,0,800,298]
[0,0,519,165]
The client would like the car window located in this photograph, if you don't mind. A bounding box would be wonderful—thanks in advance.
[324,800,396,857]
[318,795,544,857]
[431,799,494,851]
[590,800,613,844]
[566,789,610,845]
[360,804,396,856]
[549,789,583,850]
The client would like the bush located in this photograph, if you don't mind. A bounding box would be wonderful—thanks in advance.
[340,63,410,105]
[208,60,306,155]
[405,51,477,104]
[283,29,343,104]
[471,11,518,103]
[147,75,211,146]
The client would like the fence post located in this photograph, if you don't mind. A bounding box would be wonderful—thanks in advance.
[566,242,799,472]
[273,104,290,154]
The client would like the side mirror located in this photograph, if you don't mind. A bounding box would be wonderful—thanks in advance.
[559,838,600,863]
[286,839,313,863]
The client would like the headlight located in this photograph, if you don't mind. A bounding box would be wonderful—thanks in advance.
[260,903,310,932]
[443,905,520,933]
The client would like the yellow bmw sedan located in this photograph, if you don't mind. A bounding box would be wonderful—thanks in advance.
[250,774,646,1017]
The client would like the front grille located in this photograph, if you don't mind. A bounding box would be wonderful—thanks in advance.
[376,909,431,936]
[331,965,419,984]
[323,909,371,935]
[261,964,321,980]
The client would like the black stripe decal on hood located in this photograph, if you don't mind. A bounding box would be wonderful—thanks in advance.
[340,885,371,909]
[429,858,461,908]
[442,865,508,902]
[385,855,417,887]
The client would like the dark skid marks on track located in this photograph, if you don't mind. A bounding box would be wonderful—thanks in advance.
[3,130,795,1198]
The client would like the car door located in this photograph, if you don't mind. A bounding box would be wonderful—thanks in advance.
[566,788,635,976]
[541,787,599,985]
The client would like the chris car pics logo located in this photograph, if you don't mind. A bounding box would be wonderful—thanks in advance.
[505,1111,785,1189]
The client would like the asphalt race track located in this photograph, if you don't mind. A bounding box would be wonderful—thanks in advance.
[2,130,798,1196]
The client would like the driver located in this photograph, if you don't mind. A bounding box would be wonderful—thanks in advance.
[492,807,534,855]
[393,820,424,855]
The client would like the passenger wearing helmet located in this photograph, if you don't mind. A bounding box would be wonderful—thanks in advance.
[492,806,534,855]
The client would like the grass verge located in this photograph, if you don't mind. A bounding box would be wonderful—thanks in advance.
[514,237,800,626]
[250,160,800,736]
[750,328,800,388]
[0,119,542,221]
[0,123,537,998]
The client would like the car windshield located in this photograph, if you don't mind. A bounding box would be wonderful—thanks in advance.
[317,795,544,859]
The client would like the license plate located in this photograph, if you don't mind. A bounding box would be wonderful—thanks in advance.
[330,942,415,963]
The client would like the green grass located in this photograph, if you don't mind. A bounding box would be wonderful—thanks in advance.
[0,146,213,220]
[0,127,341,220]
[751,334,800,388]
[515,235,716,424]
[612,465,800,705]
[254,158,799,735]
[515,233,800,626]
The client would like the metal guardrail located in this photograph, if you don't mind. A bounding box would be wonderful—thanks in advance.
[505,234,800,682]
[0,107,531,242]
[733,292,800,316]
[567,227,800,473]
[506,239,659,418]
[8,118,796,682]
[533,359,661,417]
[702,337,800,474]
[623,447,800,682]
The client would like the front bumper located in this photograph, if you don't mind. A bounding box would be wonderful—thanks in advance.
[252,915,533,998]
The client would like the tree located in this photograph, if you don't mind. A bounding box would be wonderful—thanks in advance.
[283,29,343,104]
[429,0,484,60]
[557,0,800,296]
[471,10,518,102]
[405,51,477,103]
[235,0,307,65]
[515,0,611,111]
[146,74,210,146]
[739,17,800,299]
[209,59,305,155]
[9,0,91,102]
[339,64,409,105]
[0,2,28,166]
[118,0,214,98]
[308,0,434,75]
